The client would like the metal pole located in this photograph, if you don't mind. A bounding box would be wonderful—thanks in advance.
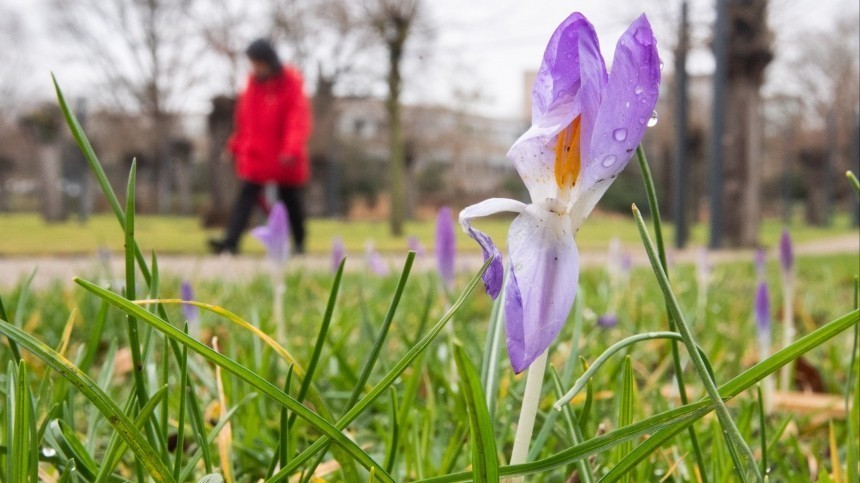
[673,1,690,249]
[709,0,729,248]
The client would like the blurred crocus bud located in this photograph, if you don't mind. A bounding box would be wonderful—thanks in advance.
[597,313,618,329]
[181,280,199,324]
[435,206,456,288]
[365,241,389,276]
[331,236,346,272]
[407,236,426,257]
[251,201,290,264]
[779,229,793,274]
[755,280,771,339]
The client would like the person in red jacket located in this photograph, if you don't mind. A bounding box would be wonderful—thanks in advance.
[210,38,312,254]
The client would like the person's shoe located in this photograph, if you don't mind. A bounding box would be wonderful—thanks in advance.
[208,239,238,255]
[294,244,306,256]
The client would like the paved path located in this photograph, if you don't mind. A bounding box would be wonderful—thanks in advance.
[1,234,856,290]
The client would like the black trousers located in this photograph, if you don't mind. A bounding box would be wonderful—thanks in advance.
[223,181,306,252]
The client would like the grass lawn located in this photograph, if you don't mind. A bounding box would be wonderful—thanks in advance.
[0,211,856,256]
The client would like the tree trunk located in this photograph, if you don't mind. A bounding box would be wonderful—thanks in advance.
[39,143,64,222]
[721,0,772,247]
[386,32,407,236]
[204,96,237,227]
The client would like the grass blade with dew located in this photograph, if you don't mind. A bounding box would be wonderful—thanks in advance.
[48,419,100,480]
[635,145,709,482]
[72,278,394,482]
[0,320,175,482]
[453,344,500,481]
[269,259,491,479]
[632,203,761,481]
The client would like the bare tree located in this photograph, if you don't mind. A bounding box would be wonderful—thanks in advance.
[51,0,204,213]
[366,0,423,236]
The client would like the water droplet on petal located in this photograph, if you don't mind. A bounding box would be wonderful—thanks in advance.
[638,117,646,125]
[625,101,630,108]
[613,128,628,142]
[659,60,664,71]
[634,85,643,95]
[602,154,618,167]
[647,110,659,127]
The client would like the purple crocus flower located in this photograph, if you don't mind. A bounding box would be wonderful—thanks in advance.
[251,201,290,263]
[331,236,346,272]
[407,236,427,257]
[435,206,456,288]
[459,13,661,373]
[779,229,793,274]
[180,280,199,323]
[597,313,618,329]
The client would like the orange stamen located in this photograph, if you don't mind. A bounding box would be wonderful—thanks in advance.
[554,116,582,189]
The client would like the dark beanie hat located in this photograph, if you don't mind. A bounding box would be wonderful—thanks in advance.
[246,38,282,71]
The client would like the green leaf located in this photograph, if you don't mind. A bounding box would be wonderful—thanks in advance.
[49,420,100,480]
[12,361,31,483]
[453,345,499,482]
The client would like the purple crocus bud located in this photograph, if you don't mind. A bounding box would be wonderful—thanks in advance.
[407,236,426,257]
[458,12,661,373]
[620,253,632,279]
[779,229,793,274]
[754,248,766,280]
[435,206,456,289]
[597,313,618,329]
[331,236,346,272]
[755,280,771,341]
[251,201,290,263]
[365,241,389,276]
[180,280,199,324]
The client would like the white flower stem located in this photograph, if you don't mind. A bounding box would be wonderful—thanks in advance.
[507,349,548,480]
[780,275,795,391]
[271,264,286,343]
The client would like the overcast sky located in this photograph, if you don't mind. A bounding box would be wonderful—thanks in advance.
[1,0,854,119]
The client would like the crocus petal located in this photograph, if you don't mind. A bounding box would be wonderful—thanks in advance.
[570,14,661,228]
[531,12,604,121]
[505,202,579,373]
[459,198,526,298]
[252,202,290,262]
[510,14,607,203]
[435,206,457,288]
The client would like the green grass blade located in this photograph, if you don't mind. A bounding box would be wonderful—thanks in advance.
[78,300,109,373]
[95,386,167,483]
[847,277,859,482]
[632,204,760,481]
[847,170,860,193]
[384,387,400,474]
[480,291,505,419]
[270,259,490,479]
[549,368,593,483]
[453,344,499,482]
[185,377,213,474]
[0,296,21,362]
[72,277,393,482]
[0,320,175,482]
[617,356,634,483]
[49,419,100,480]
[635,145,708,483]
[52,75,152,284]
[756,385,768,477]
[12,361,31,483]
[172,329,189,480]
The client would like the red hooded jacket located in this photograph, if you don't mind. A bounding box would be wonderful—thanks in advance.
[228,67,313,185]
